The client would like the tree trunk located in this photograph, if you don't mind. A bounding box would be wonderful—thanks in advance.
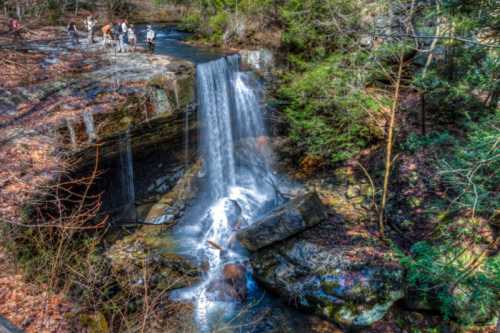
[378,51,404,237]
[421,92,426,135]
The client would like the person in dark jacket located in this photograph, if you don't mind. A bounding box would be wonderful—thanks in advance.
[67,21,80,45]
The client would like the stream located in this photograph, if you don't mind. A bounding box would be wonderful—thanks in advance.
[139,26,300,332]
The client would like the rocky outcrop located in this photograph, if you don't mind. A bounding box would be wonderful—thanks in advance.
[236,192,328,251]
[106,230,203,295]
[243,189,404,329]
[55,52,198,217]
[250,216,404,328]
[145,160,202,224]
[106,163,205,295]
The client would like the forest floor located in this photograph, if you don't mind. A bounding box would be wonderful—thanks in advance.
[0,20,78,332]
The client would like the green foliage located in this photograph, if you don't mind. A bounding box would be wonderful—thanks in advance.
[207,10,229,42]
[280,0,362,60]
[439,113,500,216]
[414,49,499,124]
[279,52,389,163]
[46,0,63,25]
[402,131,454,153]
[179,11,202,32]
[412,0,499,125]
[401,240,499,325]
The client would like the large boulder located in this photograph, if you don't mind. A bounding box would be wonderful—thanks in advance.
[236,192,328,251]
[106,227,204,296]
[249,214,404,328]
[106,164,205,295]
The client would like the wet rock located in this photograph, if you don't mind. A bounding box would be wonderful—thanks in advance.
[106,228,203,295]
[236,192,328,251]
[145,161,202,223]
[225,199,243,229]
[250,215,404,328]
[106,164,205,294]
[223,263,247,300]
[204,264,248,302]
[149,87,173,114]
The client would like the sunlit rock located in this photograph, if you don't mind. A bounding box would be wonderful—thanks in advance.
[249,213,404,328]
[236,192,328,251]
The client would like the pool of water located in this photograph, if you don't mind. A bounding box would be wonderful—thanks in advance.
[134,24,230,64]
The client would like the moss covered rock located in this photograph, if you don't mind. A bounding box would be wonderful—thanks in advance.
[106,226,203,296]
[106,163,204,295]
[250,213,403,328]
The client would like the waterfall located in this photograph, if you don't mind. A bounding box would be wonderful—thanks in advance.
[65,119,77,149]
[184,105,190,168]
[173,54,280,331]
[197,56,238,199]
[119,127,136,219]
[82,111,97,142]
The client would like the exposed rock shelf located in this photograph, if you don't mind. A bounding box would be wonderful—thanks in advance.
[0,41,197,225]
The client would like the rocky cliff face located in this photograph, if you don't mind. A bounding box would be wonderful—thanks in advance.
[64,53,198,220]
[0,38,198,225]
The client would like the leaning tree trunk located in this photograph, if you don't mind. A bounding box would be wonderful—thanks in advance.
[378,51,404,237]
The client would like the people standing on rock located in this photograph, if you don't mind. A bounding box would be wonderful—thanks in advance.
[85,15,97,45]
[102,22,112,47]
[117,19,128,53]
[146,25,156,53]
[8,16,23,44]
[127,24,137,52]
[67,21,80,46]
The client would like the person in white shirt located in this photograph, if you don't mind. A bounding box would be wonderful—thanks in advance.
[127,24,137,52]
[146,25,156,52]
[85,15,97,44]
[117,19,128,53]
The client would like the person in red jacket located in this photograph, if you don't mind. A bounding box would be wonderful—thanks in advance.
[8,16,23,43]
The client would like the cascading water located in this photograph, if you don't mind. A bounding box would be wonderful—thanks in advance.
[65,119,77,149]
[82,111,97,142]
[119,127,136,219]
[172,54,283,331]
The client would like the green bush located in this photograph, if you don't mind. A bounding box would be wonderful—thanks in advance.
[179,11,202,32]
[401,240,499,325]
[279,52,388,163]
[281,0,362,60]
[438,113,500,216]
[402,131,454,153]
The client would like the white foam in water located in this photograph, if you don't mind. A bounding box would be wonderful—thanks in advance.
[171,55,280,332]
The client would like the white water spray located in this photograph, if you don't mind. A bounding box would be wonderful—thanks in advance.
[172,55,280,331]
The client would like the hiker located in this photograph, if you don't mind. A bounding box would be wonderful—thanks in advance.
[111,21,120,40]
[8,16,23,43]
[102,22,112,47]
[117,19,128,53]
[127,24,137,52]
[67,21,80,46]
[146,25,156,53]
[85,15,97,44]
